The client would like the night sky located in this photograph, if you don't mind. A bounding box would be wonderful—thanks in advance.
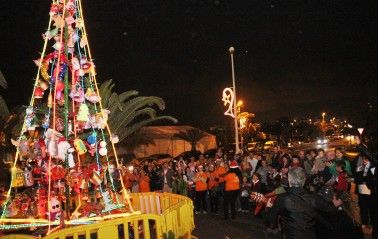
[0,0,377,128]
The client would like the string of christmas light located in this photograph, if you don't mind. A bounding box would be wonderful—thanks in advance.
[77,0,134,211]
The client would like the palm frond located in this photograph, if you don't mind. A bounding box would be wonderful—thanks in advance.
[111,96,166,133]
[0,96,10,120]
[99,80,177,144]
[0,70,7,89]
[118,90,139,103]
[99,79,115,108]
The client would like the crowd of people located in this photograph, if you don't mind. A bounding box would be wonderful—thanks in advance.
[121,137,378,239]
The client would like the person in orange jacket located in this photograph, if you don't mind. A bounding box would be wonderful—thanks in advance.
[208,164,219,213]
[139,170,151,193]
[216,159,227,192]
[223,161,241,219]
[194,165,208,214]
[122,166,136,191]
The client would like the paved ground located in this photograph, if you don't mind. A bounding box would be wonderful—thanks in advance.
[192,212,280,239]
[192,211,373,239]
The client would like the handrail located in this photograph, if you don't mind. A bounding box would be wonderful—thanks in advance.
[1,192,194,239]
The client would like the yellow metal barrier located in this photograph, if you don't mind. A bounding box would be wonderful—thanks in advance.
[0,193,195,239]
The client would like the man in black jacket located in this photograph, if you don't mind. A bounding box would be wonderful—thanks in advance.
[356,137,378,238]
[268,167,336,239]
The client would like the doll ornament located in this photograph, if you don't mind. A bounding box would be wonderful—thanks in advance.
[48,197,61,221]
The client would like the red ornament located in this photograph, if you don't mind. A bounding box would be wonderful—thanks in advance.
[50,165,67,181]
[34,87,44,99]
[55,80,65,92]
[50,4,60,16]
[56,117,64,132]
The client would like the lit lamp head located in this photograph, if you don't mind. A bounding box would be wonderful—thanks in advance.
[229,46,235,53]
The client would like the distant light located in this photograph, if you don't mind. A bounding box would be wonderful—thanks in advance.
[358,128,364,135]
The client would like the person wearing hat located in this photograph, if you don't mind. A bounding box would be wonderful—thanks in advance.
[223,161,241,219]
[194,165,208,214]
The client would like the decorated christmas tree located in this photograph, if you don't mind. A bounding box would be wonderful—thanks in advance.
[0,0,135,234]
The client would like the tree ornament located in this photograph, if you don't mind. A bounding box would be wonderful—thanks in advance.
[57,137,71,160]
[55,80,65,92]
[48,93,53,108]
[90,171,102,186]
[5,200,20,218]
[71,57,80,70]
[19,137,30,158]
[47,139,58,157]
[24,167,34,187]
[11,166,25,188]
[48,197,61,221]
[95,109,109,129]
[34,87,44,99]
[41,61,50,80]
[77,103,89,122]
[42,114,50,129]
[69,86,85,102]
[101,190,117,212]
[67,148,75,168]
[87,132,97,145]
[85,88,101,103]
[25,106,35,128]
[50,165,67,181]
[74,138,87,155]
[49,3,60,16]
[38,79,49,91]
[99,141,107,156]
[110,135,119,144]
[56,117,64,132]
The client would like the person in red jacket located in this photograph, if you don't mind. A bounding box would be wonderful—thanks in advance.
[223,161,241,219]
[334,160,348,193]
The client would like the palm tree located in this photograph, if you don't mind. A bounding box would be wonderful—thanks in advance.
[99,79,177,143]
[0,70,10,125]
[174,128,207,151]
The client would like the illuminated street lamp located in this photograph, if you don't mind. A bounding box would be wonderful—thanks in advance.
[358,128,364,141]
[229,46,240,153]
[322,112,326,122]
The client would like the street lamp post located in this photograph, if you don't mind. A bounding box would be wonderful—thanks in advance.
[229,46,240,154]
